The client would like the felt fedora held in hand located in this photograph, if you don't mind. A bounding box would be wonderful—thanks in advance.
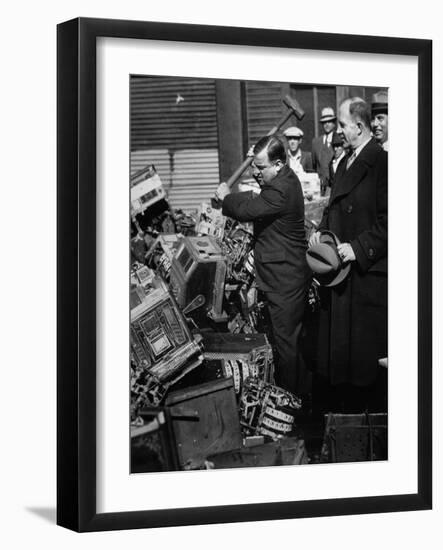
[306,231,351,287]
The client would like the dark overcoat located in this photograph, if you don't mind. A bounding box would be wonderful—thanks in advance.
[222,165,311,394]
[316,139,388,387]
[312,135,334,183]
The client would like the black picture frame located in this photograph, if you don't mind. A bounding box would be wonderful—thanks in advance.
[57,17,432,532]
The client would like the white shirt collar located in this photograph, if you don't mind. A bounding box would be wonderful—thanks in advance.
[351,136,372,159]
[288,149,301,161]
[332,151,346,166]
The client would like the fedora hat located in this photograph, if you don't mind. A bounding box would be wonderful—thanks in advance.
[371,90,388,115]
[306,231,351,287]
[319,107,336,123]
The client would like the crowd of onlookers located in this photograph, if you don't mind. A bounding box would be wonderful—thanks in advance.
[282,90,388,196]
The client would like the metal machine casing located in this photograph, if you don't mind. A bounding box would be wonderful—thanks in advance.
[169,236,227,324]
[202,332,274,394]
[145,233,182,282]
[131,275,203,408]
[130,171,166,218]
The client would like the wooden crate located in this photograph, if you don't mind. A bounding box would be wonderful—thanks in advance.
[166,378,242,469]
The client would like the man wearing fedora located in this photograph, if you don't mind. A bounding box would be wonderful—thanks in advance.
[308,97,388,413]
[371,90,389,151]
[215,135,311,396]
[283,126,313,177]
[311,107,337,195]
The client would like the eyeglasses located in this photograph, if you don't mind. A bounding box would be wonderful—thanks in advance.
[252,162,276,172]
[286,136,302,140]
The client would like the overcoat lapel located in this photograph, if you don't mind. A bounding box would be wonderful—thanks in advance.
[329,139,381,205]
[330,161,368,203]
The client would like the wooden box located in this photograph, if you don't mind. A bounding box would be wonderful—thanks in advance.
[165,378,242,469]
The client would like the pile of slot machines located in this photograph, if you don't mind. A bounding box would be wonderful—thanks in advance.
[130,200,307,471]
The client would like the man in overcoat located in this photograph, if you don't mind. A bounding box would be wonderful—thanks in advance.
[309,98,388,411]
[311,107,337,195]
[215,135,311,395]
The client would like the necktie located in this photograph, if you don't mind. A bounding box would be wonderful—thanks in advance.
[346,151,357,170]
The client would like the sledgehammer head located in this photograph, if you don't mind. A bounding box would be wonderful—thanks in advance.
[283,94,305,121]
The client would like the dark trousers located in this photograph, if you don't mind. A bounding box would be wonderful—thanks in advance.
[266,285,312,396]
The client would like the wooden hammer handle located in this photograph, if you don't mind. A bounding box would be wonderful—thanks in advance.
[225,156,255,188]
[225,95,304,188]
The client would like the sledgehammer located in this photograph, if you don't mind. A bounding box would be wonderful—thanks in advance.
[225,94,305,188]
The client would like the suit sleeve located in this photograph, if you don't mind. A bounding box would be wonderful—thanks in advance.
[317,204,329,232]
[350,152,388,273]
[222,185,287,222]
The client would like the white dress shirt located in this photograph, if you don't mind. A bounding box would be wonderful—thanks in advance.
[287,149,306,176]
[331,151,346,173]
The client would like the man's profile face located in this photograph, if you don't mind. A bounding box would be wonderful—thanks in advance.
[287,136,302,154]
[371,113,388,144]
[322,120,336,135]
[338,103,359,149]
[252,149,280,186]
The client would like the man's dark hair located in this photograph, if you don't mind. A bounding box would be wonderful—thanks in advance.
[348,97,372,129]
[253,135,287,164]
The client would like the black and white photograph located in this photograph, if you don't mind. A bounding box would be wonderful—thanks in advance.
[129,75,389,473]
[54,14,432,535]
[1,0,440,545]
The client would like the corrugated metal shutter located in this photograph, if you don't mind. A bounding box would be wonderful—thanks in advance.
[245,81,285,145]
[130,76,219,211]
[130,149,172,187]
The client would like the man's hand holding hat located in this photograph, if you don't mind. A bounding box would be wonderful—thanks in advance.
[337,242,356,263]
[309,232,355,262]
[306,231,354,287]
[309,231,321,247]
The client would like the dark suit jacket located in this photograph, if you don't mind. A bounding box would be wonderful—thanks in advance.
[327,152,346,189]
[222,165,309,294]
[312,135,334,182]
[316,138,388,386]
[301,150,313,171]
